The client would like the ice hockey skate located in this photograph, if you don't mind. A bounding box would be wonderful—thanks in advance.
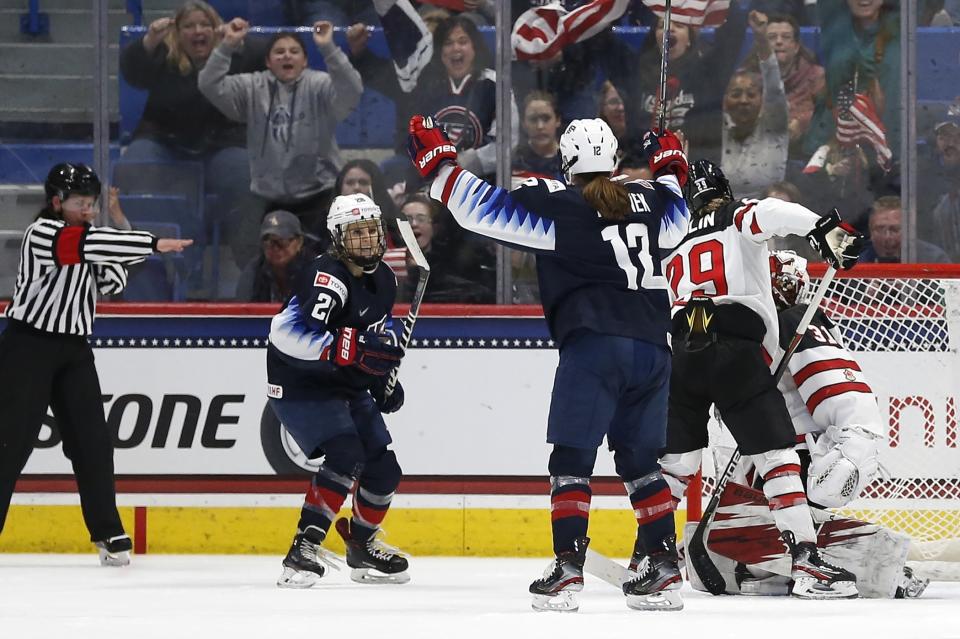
[277,526,342,589]
[334,518,410,584]
[622,535,683,611]
[95,534,132,567]
[529,536,589,612]
[782,531,858,599]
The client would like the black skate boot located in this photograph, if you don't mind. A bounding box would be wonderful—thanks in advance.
[334,518,410,584]
[623,535,683,611]
[895,566,929,599]
[782,531,858,599]
[95,534,132,567]
[277,526,342,589]
[529,536,589,612]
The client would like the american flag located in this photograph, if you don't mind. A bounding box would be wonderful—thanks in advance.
[642,0,730,27]
[835,82,892,169]
[512,0,630,61]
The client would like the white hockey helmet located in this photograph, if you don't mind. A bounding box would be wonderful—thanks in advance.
[559,118,618,183]
[769,250,810,310]
[327,193,386,272]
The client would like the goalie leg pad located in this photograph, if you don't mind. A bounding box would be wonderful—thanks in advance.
[750,448,817,544]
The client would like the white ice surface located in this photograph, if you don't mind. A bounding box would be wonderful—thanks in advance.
[1,555,958,639]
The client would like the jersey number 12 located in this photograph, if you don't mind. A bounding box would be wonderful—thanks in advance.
[602,223,667,291]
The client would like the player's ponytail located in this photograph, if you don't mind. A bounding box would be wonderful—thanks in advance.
[581,173,630,221]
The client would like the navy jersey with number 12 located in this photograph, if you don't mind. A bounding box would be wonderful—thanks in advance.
[429,165,690,347]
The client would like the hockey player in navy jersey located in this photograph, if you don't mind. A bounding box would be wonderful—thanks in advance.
[266,193,410,589]
[659,159,866,599]
[408,114,690,612]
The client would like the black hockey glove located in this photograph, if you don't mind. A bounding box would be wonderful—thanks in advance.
[332,327,403,376]
[372,379,405,414]
[806,209,865,270]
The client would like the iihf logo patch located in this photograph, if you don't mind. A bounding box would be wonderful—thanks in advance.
[843,369,856,381]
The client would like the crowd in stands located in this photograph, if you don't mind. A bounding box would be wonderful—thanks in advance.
[60,0,960,302]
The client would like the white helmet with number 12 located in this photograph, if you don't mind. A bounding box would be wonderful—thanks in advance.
[559,118,618,184]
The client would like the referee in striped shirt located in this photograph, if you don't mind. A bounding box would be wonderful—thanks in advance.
[0,163,191,565]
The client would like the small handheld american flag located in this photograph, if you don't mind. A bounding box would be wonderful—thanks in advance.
[835,82,892,170]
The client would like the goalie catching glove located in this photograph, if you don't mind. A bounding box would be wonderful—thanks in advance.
[806,209,865,270]
[407,115,458,179]
[331,327,403,376]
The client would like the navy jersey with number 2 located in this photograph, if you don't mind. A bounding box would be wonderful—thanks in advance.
[429,165,690,347]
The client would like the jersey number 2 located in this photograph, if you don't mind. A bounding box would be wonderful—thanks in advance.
[602,223,667,291]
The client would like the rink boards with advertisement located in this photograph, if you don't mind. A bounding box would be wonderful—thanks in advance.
[3,304,958,556]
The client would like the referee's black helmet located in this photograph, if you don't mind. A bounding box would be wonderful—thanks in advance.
[684,159,734,214]
[45,163,102,205]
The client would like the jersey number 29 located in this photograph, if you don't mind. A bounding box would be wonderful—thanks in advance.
[602,223,667,291]
[665,239,729,297]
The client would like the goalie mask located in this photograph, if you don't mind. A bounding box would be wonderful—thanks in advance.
[769,250,810,310]
[559,118,618,184]
[327,193,386,272]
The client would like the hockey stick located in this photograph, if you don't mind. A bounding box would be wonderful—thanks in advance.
[657,0,673,132]
[385,219,430,397]
[687,265,839,595]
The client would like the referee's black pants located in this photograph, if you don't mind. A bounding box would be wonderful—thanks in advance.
[0,322,125,542]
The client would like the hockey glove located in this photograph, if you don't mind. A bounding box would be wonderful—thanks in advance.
[332,327,403,376]
[372,379,405,414]
[806,209,865,270]
[407,115,458,179]
[641,129,688,187]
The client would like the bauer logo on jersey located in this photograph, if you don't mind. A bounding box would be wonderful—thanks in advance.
[313,271,348,305]
[267,383,283,399]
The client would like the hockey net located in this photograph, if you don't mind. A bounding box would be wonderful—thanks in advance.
[695,264,960,579]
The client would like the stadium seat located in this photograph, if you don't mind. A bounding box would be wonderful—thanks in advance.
[0,230,24,300]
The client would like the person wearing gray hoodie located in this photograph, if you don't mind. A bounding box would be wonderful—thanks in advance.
[199,18,363,263]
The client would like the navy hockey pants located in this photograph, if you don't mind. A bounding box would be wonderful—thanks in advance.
[269,392,392,461]
[547,330,671,453]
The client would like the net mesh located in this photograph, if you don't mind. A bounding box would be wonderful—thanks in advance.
[702,268,960,563]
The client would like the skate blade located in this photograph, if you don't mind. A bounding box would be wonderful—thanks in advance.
[277,567,320,589]
[625,590,684,611]
[531,591,579,612]
[98,549,130,567]
[791,578,858,600]
[349,568,410,585]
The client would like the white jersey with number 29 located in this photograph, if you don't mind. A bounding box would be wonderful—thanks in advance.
[662,197,823,359]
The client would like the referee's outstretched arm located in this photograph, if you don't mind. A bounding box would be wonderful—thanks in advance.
[26,220,190,267]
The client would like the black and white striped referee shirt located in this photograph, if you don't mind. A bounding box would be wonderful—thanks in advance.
[5,218,157,336]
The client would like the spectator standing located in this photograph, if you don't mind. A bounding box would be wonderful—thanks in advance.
[236,210,319,303]
[741,13,824,158]
[598,81,629,153]
[0,164,191,566]
[608,2,749,163]
[118,1,266,281]
[199,20,362,266]
[721,12,789,199]
[347,11,518,184]
[805,0,900,157]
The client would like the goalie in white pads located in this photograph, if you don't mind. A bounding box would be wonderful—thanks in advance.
[659,160,865,599]
[684,251,928,598]
[756,251,925,597]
